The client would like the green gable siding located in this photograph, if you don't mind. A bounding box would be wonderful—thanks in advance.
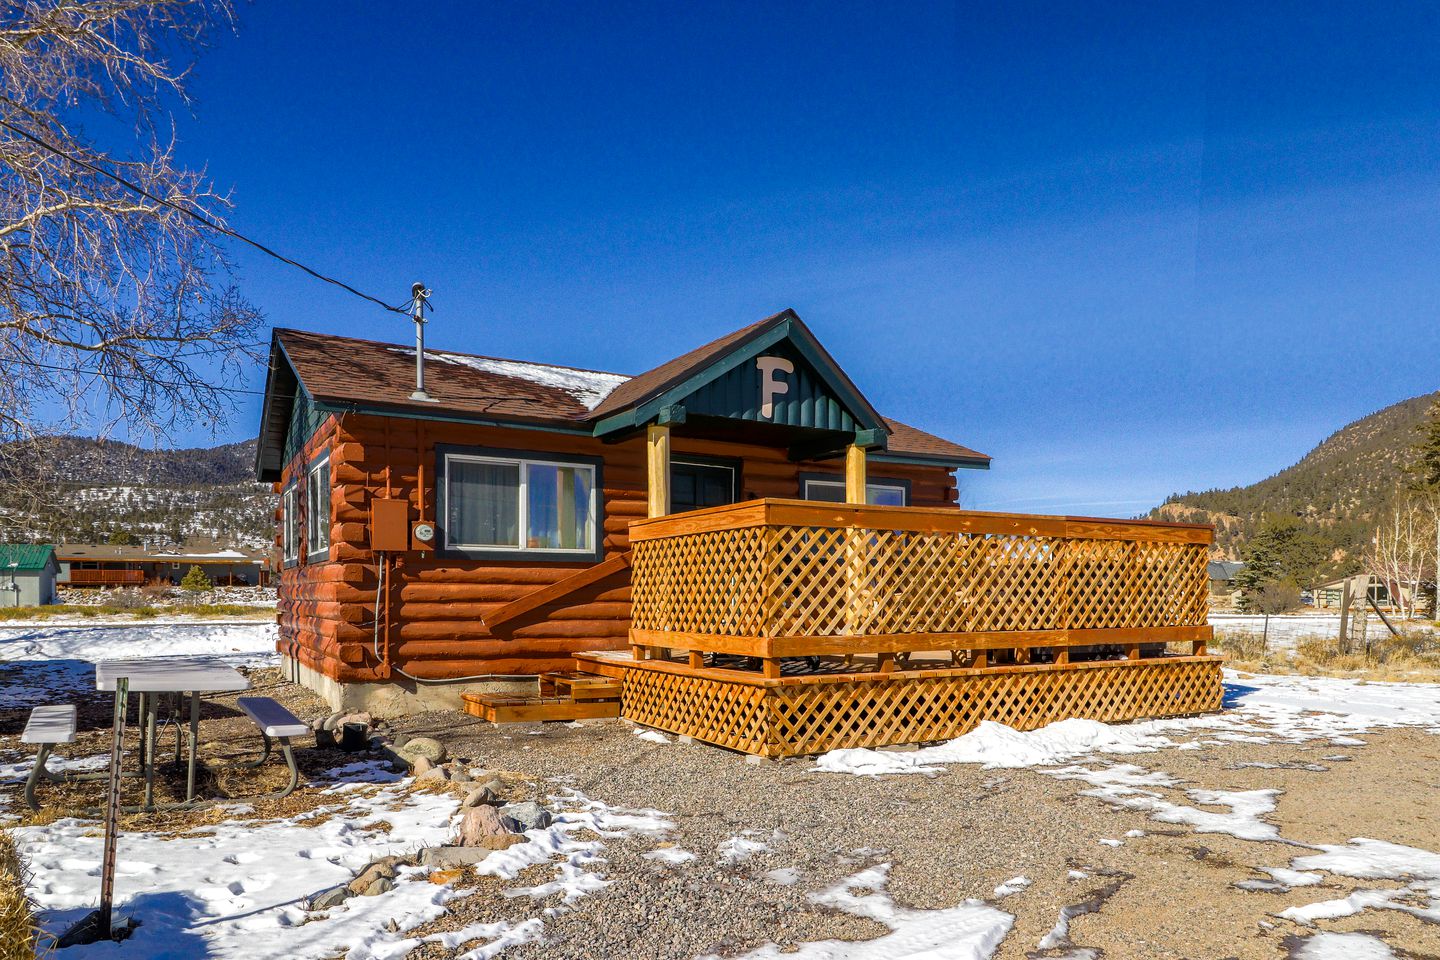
[0,544,56,571]
[282,391,326,469]
[682,342,859,432]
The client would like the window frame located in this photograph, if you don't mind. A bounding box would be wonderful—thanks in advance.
[799,472,911,507]
[305,454,332,563]
[669,454,742,513]
[436,444,604,563]
[281,483,300,568]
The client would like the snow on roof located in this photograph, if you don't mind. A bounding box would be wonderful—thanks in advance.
[389,348,631,411]
[153,550,251,560]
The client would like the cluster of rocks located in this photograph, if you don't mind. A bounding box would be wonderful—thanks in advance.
[305,728,558,909]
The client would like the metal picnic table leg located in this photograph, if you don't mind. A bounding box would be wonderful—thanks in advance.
[187,691,199,802]
[98,677,128,938]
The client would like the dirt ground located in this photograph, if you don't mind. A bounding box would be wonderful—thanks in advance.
[4,667,1440,959]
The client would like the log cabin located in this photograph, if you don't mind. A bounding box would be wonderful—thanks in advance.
[255,309,993,714]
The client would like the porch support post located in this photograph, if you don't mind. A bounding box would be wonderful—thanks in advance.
[844,443,867,504]
[647,424,671,519]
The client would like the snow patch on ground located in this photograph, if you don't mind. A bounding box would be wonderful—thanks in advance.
[704,864,1014,960]
[1290,931,1398,959]
[814,671,1440,778]
[634,729,671,744]
[17,778,461,959]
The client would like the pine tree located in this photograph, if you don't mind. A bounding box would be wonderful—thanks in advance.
[180,565,210,594]
[1413,397,1440,491]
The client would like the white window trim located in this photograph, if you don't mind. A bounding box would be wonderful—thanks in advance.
[306,455,331,558]
[281,487,299,564]
[443,453,598,554]
[802,478,908,506]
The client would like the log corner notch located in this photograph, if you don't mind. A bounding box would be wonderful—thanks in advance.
[482,552,634,632]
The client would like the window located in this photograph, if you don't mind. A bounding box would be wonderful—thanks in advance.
[443,451,598,556]
[281,486,299,565]
[803,478,908,507]
[670,459,738,513]
[306,456,331,560]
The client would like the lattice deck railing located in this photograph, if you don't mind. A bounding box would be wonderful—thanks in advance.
[628,499,1213,672]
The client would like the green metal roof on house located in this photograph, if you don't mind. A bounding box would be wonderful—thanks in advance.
[0,544,56,571]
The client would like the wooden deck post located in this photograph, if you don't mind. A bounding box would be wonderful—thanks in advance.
[844,443,867,504]
[647,424,671,519]
[843,443,868,641]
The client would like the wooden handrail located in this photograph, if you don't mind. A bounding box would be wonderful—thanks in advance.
[628,498,1213,545]
[483,552,632,630]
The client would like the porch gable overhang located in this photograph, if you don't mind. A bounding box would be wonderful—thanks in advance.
[589,310,889,453]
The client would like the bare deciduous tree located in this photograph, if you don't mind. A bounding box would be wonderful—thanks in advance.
[0,0,261,436]
[1364,494,1436,621]
[0,0,262,539]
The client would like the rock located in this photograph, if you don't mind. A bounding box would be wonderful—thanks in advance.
[499,801,552,833]
[347,857,401,894]
[449,766,472,784]
[482,834,528,850]
[416,765,449,784]
[478,777,506,797]
[456,804,510,847]
[744,754,772,766]
[411,755,435,776]
[309,884,353,910]
[321,711,346,732]
[398,736,446,764]
[362,877,395,896]
[391,733,411,749]
[338,712,372,728]
[420,845,495,868]
[462,786,496,808]
[310,716,328,734]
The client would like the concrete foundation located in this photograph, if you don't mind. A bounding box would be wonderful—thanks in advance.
[280,656,536,717]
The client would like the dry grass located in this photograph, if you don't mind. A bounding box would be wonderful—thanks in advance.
[1216,627,1440,682]
[0,603,271,622]
[0,832,40,960]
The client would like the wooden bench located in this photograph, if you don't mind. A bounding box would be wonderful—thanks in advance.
[236,697,307,799]
[23,705,77,811]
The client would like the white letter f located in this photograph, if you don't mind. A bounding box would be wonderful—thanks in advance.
[756,356,794,420]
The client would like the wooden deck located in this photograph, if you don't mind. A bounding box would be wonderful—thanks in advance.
[574,499,1223,757]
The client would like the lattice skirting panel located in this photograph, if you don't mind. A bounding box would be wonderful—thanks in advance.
[611,657,1224,758]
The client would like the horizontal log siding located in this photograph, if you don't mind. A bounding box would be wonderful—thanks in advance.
[276,412,960,684]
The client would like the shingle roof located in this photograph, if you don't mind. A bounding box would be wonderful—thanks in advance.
[267,314,990,467]
[0,544,56,571]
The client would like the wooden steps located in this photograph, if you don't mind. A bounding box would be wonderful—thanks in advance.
[461,671,621,723]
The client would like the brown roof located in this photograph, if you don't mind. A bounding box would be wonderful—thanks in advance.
[269,318,989,465]
[589,311,786,418]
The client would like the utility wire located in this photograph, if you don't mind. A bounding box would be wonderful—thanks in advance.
[4,356,273,397]
[0,117,414,316]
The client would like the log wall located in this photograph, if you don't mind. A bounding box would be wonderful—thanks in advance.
[275,411,961,685]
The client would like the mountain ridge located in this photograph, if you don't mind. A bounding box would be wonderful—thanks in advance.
[1151,390,1438,566]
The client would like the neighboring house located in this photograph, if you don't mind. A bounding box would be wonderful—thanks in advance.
[256,309,991,713]
[0,544,59,607]
[56,539,270,587]
[1207,560,1243,596]
[1314,575,1433,614]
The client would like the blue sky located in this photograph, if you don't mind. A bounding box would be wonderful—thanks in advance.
[158,1,1438,515]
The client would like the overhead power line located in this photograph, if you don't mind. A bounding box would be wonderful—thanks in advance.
[0,117,413,316]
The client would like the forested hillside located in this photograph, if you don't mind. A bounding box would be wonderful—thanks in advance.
[0,437,273,547]
[1152,391,1439,568]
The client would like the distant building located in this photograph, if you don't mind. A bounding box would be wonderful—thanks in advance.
[0,544,59,607]
[1207,560,1244,596]
[56,538,270,588]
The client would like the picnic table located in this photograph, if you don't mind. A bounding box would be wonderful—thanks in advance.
[95,657,250,809]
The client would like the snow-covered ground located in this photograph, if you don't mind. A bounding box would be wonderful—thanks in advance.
[7,622,1440,958]
[0,621,277,708]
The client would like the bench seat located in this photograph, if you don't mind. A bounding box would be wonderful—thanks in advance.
[236,696,309,739]
[23,705,77,745]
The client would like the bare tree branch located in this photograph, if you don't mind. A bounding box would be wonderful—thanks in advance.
[0,0,263,540]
